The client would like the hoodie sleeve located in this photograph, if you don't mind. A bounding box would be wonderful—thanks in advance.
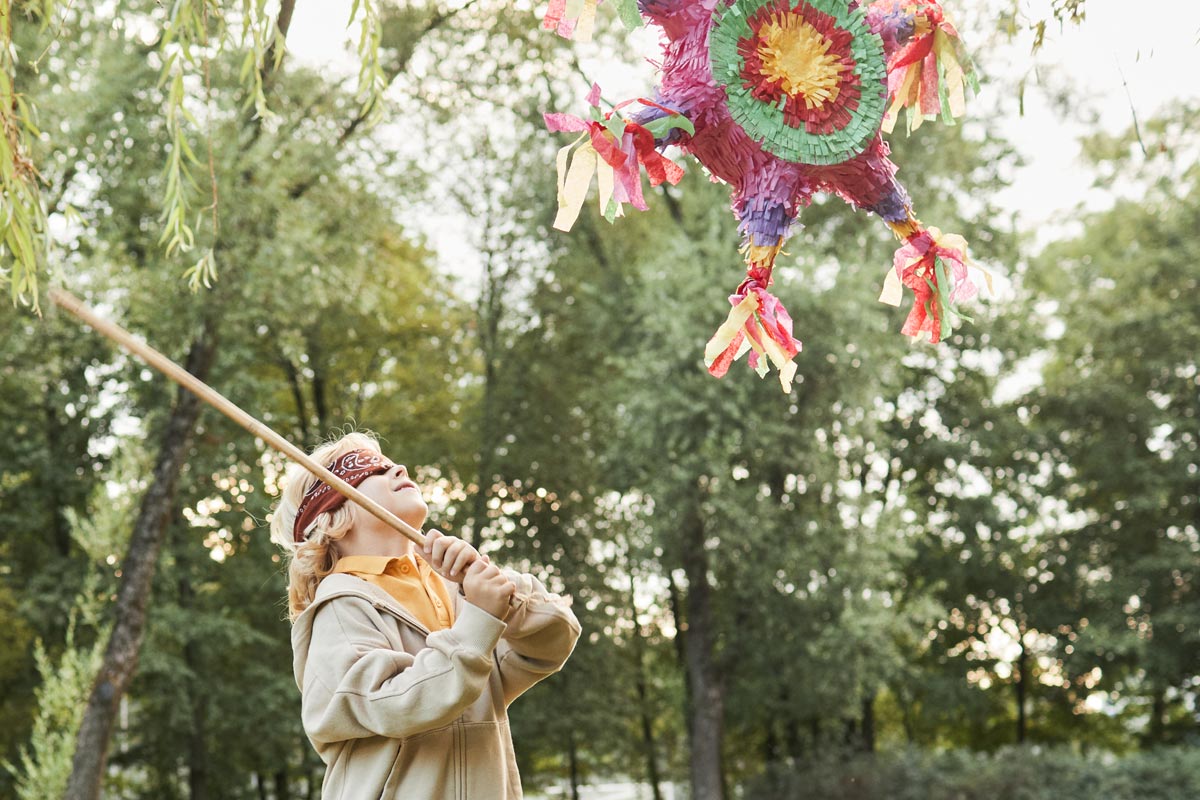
[494,570,582,706]
[299,595,506,744]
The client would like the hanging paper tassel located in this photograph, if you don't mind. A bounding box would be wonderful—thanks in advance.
[542,0,642,41]
[543,0,598,41]
[878,226,977,342]
[873,0,978,134]
[545,86,690,231]
[704,267,802,392]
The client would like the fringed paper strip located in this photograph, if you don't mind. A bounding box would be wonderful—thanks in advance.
[709,0,888,165]
[542,0,642,41]
[543,0,598,41]
[705,266,802,392]
[871,0,978,134]
[878,226,977,342]
[545,86,690,230]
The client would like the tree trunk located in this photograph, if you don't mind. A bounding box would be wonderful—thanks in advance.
[680,496,725,800]
[861,690,876,753]
[182,583,210,800]
[635,644,664,800]
[274,769,289,800]
[664,569,695,765]
[65,323,219,800]
[275,347,311,443]
[783,717,802,761]
[1149,686,1167,745]
[42,391,74,557]
[308,333,329,435]
[763,724,781,767]
[254,772,269,800]
[627,570,664,800]
[185,647,209,800]
[567,728,580,800]
[896,687,915,745]
[1015,634,1028,744]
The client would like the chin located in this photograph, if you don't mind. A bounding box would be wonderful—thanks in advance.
[396,496,429,530]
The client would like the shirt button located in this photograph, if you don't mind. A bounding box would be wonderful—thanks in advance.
[400,563,411,573]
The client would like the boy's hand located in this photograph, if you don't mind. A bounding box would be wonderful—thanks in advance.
[461,558,516,621]
[421,529,481,581]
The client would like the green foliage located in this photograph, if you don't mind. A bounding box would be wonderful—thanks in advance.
[743,746,1200,800]
[3,605,108,800]
[0,2,1196,798]
[2,439,141,800]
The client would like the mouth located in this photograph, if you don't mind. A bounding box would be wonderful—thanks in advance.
[395,479,419,493]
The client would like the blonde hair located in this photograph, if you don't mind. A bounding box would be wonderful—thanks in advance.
[270,431,383,621]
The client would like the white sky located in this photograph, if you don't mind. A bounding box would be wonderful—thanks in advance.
[286,1,1200,269]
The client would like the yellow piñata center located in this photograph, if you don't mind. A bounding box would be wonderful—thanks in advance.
[756,16,846,108]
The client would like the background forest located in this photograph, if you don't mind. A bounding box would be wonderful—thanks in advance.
[0,0,1197,798]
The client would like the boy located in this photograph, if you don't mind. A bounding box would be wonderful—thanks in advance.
[271,432,581,798]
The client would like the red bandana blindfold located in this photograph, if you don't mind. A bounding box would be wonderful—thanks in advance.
[292,449,395,543]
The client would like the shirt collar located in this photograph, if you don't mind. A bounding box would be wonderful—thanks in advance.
[332,553,430,577]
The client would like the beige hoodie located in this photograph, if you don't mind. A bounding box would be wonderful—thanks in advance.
[291,568,581,800]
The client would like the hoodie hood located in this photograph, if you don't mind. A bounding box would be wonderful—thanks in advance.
[291,573,441,690]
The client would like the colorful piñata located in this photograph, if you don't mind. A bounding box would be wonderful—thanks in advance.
[545,0,984,391]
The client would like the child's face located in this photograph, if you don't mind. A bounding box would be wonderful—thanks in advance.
[355,461,429,532]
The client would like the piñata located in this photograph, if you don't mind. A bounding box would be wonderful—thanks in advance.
[544,0,990,392]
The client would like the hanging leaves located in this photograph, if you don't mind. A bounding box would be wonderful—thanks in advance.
[0,0,52,311]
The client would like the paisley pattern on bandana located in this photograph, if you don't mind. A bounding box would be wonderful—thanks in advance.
[292,449,395,542]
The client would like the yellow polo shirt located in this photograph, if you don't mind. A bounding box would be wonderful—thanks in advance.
[332,554,456,632]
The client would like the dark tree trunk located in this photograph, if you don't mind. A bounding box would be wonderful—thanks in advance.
[65,324,219,800]
[186,648,209,800]
[1149,686,1167,744]
[180,569,210,800]
[1016,635,1028,744]
[861,690,877,753]
[275,769,289,800]
[783,717,802,761]
[896,686,915,744]
[680,497,725,800]
[664,569,694,761]
[763,724,781,766]
[626,570,664,800]
[276,347,311,443]
[308,334,329,435]
[254,772,269,800]
[634,640,664,800]
[42,392,74,557]
[567,728,580,800]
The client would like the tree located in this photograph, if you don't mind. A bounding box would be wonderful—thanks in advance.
[1026,106,1200,745]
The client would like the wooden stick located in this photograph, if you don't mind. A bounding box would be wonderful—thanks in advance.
[49,287,427,548]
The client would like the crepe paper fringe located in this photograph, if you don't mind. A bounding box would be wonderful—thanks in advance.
[704,265,802,393]
[879,226,977,343]
[710,0,888,165]
[545,87,688,230]
[868,0,978,134]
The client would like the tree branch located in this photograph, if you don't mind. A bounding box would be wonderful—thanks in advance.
[288,0,483,200]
